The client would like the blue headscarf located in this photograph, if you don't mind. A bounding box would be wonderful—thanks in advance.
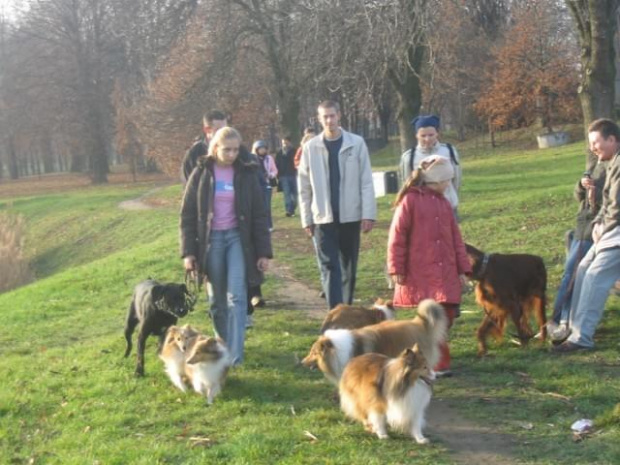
[411,115,440,132]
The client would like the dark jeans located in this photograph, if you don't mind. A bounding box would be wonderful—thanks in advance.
[263,187,273,228]
[314,221,361,309]
[279,175,297,215]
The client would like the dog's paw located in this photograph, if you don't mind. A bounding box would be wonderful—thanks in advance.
[135,367,145,377]
[414,436,429,445]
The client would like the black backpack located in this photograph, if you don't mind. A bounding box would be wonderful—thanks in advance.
[408,142,458,172]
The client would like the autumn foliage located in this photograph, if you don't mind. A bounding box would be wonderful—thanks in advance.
[475,1,581,133]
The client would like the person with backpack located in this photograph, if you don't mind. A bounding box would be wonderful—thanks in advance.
[399,115,462,215]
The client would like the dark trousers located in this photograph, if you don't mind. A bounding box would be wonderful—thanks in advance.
[314,221,361,309]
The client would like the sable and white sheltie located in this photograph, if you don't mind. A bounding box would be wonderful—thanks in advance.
[302,299,447,385]
[339,344,433,443]
[159,325,230,404]
[184,336,231,404]
[320,299,395,333]
[159,324,201,392]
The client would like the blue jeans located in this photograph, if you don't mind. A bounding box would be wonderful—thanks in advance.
[314,221,361,309]
[263,187,273,228]
[279,175,297,215]
[553,239,593,324]
[567,245,620,348]
[206,228,247,365]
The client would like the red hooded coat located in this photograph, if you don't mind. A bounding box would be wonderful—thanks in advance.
[387,186,471,307]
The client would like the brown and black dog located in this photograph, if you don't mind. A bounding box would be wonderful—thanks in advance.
[466,244,547,355]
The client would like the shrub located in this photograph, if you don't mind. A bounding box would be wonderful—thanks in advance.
[0,213,33,293]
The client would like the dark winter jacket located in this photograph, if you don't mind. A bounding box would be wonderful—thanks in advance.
[181,137,208,183]
[179,153,273,287]
[275,146,297,177]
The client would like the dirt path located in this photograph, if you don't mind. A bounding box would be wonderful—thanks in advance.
[269,259,522,465]
[118,186,167,210]
[121,189,521,464]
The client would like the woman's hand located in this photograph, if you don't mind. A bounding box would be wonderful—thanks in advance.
[184,256,197,273]
[459,274,469,288]
[257,257,269,272]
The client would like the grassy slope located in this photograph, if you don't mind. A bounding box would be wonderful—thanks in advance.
[0,139,619,464]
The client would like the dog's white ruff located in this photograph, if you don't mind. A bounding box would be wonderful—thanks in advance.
[323,329,354,382]
[160,347,187,392]
[386,379,432,444]
[188,346,231,404]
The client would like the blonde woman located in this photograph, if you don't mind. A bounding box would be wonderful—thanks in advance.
[180,127,272,365]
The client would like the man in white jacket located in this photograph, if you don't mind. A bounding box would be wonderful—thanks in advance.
[298,100,377,309]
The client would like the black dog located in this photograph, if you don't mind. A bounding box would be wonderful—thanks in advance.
[124,279,195,376]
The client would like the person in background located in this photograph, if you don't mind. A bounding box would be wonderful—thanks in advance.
[276,136,298,217]
[293,127,325,298]
[181,110,228,183]
[180,127,272,365]
[399,115,462,215]
[294,127,317,169]
[388,156,471,377]
[298,100,376,309]
[245,140,278,316]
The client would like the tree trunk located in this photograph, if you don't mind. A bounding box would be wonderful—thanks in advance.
[388,44,425,154]
[7,135,18,180]
[566,0,617,169]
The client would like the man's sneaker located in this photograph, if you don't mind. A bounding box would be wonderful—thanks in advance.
[550,341,590,354]
[246,315,254,329]
[549,323,570,343]
[318,291,326,299]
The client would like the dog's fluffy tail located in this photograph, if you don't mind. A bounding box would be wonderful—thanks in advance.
[417,299,448,344]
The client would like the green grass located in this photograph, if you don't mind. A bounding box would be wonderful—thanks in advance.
[1,138,619,464]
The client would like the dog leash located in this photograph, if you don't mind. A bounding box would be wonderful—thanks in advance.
[184,271,202,312]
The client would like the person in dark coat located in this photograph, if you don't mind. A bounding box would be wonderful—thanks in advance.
[180,127,272,365]
[180,110,228,183]
[275,136,298,217]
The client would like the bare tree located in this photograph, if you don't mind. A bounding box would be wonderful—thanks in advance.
[566,0,618,166]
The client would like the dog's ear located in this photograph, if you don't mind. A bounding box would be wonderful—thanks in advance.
[319,338,334,353]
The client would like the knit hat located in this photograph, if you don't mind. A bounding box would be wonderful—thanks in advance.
[411,115,440,132]
[252,140,268,152]
[420,155,454,183]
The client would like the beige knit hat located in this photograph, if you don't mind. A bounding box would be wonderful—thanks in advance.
[420,155,454,183]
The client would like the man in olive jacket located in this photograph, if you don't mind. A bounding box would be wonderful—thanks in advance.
[553,118,620,353]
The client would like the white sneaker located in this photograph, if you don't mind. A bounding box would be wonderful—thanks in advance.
[550,323,570,342]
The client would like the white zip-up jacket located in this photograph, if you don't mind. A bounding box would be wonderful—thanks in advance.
[298,129,377,228]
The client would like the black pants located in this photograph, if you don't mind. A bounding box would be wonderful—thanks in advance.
[314,221,361,309]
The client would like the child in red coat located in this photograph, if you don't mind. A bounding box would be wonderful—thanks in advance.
[387,156,471,376]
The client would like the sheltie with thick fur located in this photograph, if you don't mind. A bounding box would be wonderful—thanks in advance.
[339,344,433,443]
[159,324,201,392]
[320,299,395,333]
[302,299,447,385]
[184,336,231,404]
